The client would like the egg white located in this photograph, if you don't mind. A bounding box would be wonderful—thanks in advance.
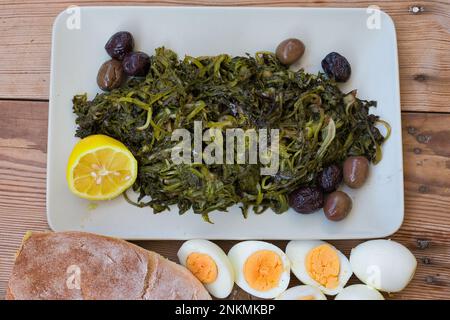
[335,284,384,300]
[228,241,290,299]
[275,285,327,300]
[286,240,352,296]
[177,239,235,299]
[350,239,417,293]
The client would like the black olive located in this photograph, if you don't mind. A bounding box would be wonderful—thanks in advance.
[105,31,134,60]
[317,164,343,193]
[321,52,351,82]
[96,59,124,91]
[122,52,150,77]
[276,38,305,65]
[324,191,352,221]
[289,186,324,214]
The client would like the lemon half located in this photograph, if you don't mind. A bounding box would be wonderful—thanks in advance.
[66,135,138,200]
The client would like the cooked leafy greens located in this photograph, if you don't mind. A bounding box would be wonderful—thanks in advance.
[73,47,388,221]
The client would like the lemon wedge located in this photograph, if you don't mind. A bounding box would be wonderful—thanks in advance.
[66,134,138,200]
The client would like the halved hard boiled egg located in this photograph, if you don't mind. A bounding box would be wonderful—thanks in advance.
[228,241,290,299]
[335,284,384,300]
[178,240,235,298]
[275,285,327,300]
[286,240,352,295]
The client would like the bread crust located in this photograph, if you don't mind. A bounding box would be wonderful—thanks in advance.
[6,231,210,300]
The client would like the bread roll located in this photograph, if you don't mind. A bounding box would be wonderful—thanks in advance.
[6,231,211,300]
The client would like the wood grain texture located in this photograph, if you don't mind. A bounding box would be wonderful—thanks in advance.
[0,100,448,299]
[0,100,49,300]
[0,0,449,112]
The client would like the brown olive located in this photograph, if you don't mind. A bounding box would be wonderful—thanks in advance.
[321,52,351,82]
[105,31,134,60]
[122,52,150,77]
[343,156,370,188]
[96,59,124,91]
[276,38,305,65]
[289,186,324,214]
[324,191,352,221]
[317,164,342,193]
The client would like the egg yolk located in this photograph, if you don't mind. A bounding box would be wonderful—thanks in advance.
[186,252,218,284]
[305,244,340,289]
[243,250,283,291]
[297,295,315,300]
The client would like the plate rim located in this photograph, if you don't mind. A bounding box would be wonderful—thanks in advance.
[46,6,404,240]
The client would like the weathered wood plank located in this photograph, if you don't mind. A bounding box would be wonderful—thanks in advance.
[0,100,449,299]
[0,0,449,112]
[0,100,49,300]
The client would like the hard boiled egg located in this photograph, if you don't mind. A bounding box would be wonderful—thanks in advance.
[228,241,290,299]
[350,239,417,293]
[275,285,327,300]
[335,284,384,300]
[178,239,234,298]
[286,240,352,295]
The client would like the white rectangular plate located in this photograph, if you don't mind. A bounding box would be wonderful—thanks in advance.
[48,6,403,240]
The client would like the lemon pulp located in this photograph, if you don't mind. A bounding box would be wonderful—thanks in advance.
[66,135,137,200]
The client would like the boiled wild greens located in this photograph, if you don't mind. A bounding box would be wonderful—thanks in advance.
[73,47,388,222]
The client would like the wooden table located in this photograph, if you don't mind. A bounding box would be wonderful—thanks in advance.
[0,1,449,300]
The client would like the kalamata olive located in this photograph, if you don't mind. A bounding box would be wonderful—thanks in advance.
[97,59,124,91]
[324,191,352,221]
[321,52,351,82]
[343,156,370,188]
[122,52,150,77]
[104,31,134,60]
[289,186,324,214]
[276,38,305,65]
[317,164,343,193]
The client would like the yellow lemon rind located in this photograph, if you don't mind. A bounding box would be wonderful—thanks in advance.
[66,135,137,201]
